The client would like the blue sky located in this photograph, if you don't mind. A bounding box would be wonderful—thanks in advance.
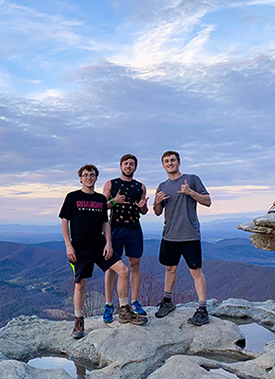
[0,0,275,226]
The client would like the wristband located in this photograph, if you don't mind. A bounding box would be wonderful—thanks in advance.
[110,199,116,206]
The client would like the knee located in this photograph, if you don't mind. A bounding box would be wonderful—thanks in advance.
[75,279,86,292]
[190,268,203,280]
[129,260,140,273]
[119,264,129,279]
[166,265,177,275]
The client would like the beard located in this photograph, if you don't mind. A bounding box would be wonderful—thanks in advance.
[122,170,134,178]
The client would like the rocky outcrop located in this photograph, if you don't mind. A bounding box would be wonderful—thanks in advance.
[0,300,274,378]
[207,298,275,330]
[238,203,275,250]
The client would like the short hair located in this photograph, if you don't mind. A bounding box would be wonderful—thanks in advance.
[120,154,138,167]
[161,150,180,163]
[78,164,99,178]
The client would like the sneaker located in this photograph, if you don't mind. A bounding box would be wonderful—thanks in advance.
[188,308,209,326]
[118,304,148,325]
[103,303,115,323]
[131,300,147,315]
[72,316,84,339]
[155,298,176,318]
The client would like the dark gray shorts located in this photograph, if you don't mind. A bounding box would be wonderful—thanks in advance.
[159,239,202,269]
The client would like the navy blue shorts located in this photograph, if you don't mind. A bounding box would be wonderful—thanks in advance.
[111,227,143,258]
[70,241,121,283]
[159,239,202,269]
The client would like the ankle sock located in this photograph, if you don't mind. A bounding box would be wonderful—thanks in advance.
[119,297,129,307]
[163,291,172,302]
[199,301,207,310]
[75,310,83,317]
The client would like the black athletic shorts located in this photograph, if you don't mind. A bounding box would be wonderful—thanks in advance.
[70,241,121,283]
[159,239,202,269]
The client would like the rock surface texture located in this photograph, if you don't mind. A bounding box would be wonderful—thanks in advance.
[238,203,275,250]
[0,299,275,378]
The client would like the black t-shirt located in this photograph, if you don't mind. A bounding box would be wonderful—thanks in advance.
[110,178,143,230]
[59,190,108,248]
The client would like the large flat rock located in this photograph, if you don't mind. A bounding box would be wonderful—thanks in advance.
[0,301,274,378]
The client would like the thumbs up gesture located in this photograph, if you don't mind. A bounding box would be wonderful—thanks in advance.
[177,180,192,195]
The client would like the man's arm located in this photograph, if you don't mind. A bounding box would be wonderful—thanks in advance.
[153,188,170,216]
[103,180,126,209]
[177,180,212,207]
[135,184,149,215]
[61,218,77,262]
[102,222,113,260]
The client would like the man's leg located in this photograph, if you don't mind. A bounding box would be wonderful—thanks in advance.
[188,268,209,326]
[110,260,129,299]
[155,265,177,318]
[103,227,123,323]
[103,269,117,323]
[128,257,141,301]
[74,278,86,314]
[164,265,177,293]
[110,260,148,325]
[105,269,117,303]
[72,278,86,339]
[190,268,207,302]
[128,256,147,315]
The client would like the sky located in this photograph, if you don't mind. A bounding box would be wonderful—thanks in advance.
[0,0,275,228]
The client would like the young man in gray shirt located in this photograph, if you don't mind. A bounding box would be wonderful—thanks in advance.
[153,151,212,326]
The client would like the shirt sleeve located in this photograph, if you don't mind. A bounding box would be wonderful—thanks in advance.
[102,197,108,223]
[193,175,209,195]
[58,193,72,220]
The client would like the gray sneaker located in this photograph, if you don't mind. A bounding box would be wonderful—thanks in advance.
[72,316,84,339]
[118,304,148,325]
[155,299,176,318]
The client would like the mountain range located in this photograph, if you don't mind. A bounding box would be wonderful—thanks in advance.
[0,236,275,327]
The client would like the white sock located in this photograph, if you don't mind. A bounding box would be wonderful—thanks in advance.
[75,310,83,317]
[119,298,129,307]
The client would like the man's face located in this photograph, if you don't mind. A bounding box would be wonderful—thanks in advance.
[120,159,136,178]
[162,154,180,174]
[80,169,97,187]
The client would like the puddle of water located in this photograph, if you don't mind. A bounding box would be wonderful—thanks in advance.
[28,355,96,379]
[210,368,239,378]
[239,323,275,352]
[194,351,249,363]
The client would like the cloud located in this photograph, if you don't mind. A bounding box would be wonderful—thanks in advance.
[0,0,275,224]
[1,47,275,192]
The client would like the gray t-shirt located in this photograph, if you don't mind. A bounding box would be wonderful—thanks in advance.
[158,174,208,242]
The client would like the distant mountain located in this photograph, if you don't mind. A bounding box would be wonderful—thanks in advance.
[0,218,252,243]
[31,238,275,267]
[1,239,275,327]
[139,255,275,304]
[0,241,103,326]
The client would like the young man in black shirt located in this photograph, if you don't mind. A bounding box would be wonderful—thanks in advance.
[59,164,147,338]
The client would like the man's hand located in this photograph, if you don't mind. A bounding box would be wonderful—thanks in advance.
[135,197,149,209]
[154,188,170,204]
[66,245,77,262]
[177,180,192,195]
[113,189,129,204]
[103,242,113,260]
